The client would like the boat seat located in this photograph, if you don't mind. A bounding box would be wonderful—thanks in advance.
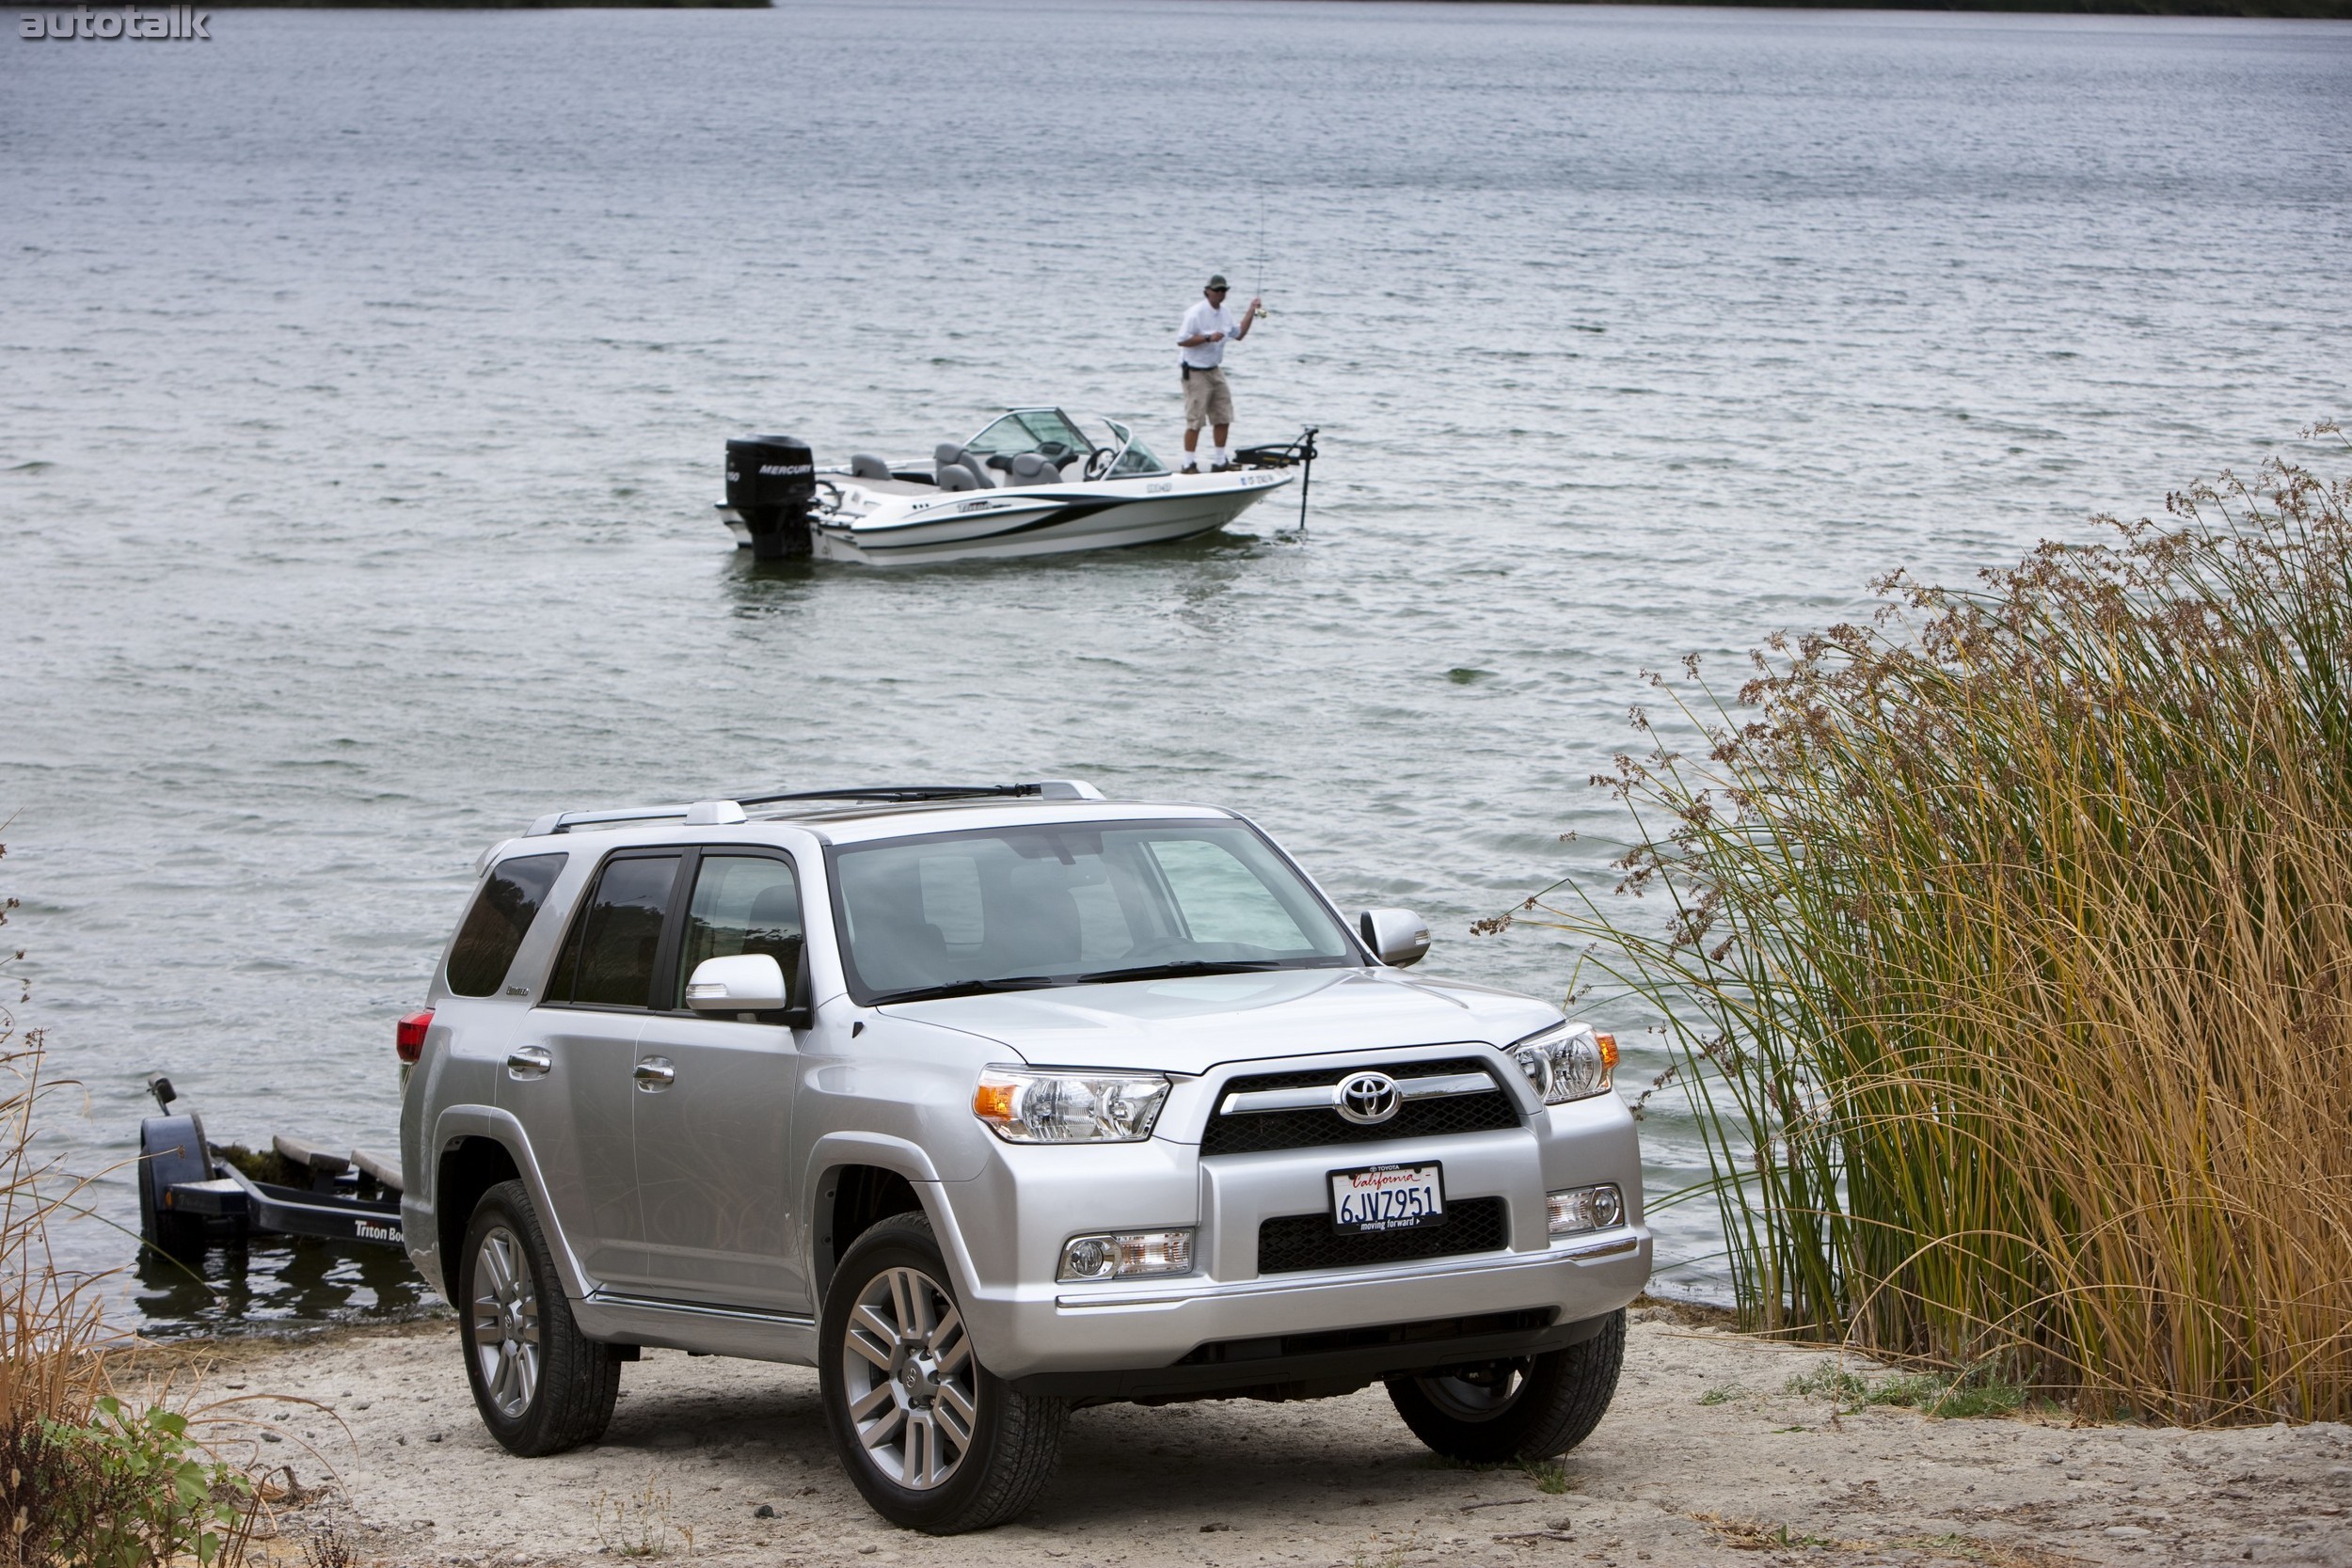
[933,443,993,490]
[849,453,891,482]
[1009,452,1064,484]
[937,464,980,493]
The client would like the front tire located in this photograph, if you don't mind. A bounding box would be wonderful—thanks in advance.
[1386,1308,1626,1463]
[818,1212,1066,1533]
[456,1180,622,1456]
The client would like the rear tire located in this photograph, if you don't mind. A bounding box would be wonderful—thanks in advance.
[1386,1309,1626,1463]
[818,1212,1066,1533]
[456,1180,622,1456]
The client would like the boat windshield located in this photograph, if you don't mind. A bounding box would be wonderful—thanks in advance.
[1098,418,1168,478]
[828,819,1357,1005]
[965,408,1091,461]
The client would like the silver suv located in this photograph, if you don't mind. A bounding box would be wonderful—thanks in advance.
[399,782,1649,1534]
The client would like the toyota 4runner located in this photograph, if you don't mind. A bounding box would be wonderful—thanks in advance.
[399,781,1650,1533]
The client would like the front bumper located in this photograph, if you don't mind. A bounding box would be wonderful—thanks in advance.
[998,1235,1645,1400]
[956,1220,1651,1386]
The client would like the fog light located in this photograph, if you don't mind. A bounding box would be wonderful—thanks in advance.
[1057,1228,1195,1283]
[1547,1183,1626,1237]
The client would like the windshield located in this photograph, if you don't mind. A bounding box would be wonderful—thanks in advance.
[830,820,1357,1004]
[965,409,1091,461]
[1100,418,1168,478]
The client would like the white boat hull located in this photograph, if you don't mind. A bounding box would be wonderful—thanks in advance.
[723,468,1293,566]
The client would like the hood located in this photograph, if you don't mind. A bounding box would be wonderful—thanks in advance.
[878,967,1561,1076]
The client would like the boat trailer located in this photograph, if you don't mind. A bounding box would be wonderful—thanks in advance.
[136,1074,405,1259]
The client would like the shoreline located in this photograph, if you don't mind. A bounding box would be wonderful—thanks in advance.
[119,1307,2352,1566]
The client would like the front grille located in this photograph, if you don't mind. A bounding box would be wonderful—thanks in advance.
[1257,1196,1509,1275]
[1200,1056,1520,1157]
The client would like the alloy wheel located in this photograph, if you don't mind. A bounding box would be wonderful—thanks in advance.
[838,1263,978,1490]
[470,1224,541,1418]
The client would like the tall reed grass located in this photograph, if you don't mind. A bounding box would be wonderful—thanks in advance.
[0,842,264,1567]
[0,847,115,1562]
[1526,436,2352,1423]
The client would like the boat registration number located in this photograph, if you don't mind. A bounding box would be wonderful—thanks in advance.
[1328,1163,1446,1234]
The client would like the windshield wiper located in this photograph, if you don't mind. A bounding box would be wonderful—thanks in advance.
[1057,959,1300,985]
[866,975,1068,1006]
[866,960,1311,1006]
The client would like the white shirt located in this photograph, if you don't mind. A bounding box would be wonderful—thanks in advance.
[1178,299,1245,370]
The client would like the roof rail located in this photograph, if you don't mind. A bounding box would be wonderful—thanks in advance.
[736,780,1104,806]
[523,800,749,837]
[519,780,1104,837]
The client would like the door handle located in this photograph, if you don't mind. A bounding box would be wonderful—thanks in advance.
[633,1056,676,1093]
[505,1045,553,1080]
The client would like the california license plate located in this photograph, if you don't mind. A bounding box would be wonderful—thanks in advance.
[1328,1163,1446,1235]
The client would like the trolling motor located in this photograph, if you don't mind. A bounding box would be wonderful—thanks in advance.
[1235,424,1320,532]
[724,434,818,561]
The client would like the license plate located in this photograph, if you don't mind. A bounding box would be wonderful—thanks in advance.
[1328,1163,1446,1235]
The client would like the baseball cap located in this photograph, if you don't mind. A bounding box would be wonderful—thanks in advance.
[1206,275,1229,290]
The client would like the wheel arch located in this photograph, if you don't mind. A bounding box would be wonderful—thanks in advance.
[425,1106,592,1303]
[804,1132,967,1307]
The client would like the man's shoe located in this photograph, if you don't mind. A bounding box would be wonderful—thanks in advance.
[1210,462,1234,473]
[1180,463,1200,474]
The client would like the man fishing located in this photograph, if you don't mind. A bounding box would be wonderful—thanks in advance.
[1175,274,1263,473]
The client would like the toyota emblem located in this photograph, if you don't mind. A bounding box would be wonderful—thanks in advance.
[1334,1071,1403,1126]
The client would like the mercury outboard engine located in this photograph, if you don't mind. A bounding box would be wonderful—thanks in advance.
[725,434,818,560]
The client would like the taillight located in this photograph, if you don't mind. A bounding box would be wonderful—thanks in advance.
[396,1009,435,1064]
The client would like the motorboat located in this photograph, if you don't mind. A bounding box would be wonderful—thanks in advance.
[719,408,1316,565]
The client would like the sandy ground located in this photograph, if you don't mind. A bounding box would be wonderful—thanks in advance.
[130,1307,2349,1568]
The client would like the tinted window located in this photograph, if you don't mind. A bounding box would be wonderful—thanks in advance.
[548,855,680,1008]
[446,853,567,998]
[676,855,803,1009]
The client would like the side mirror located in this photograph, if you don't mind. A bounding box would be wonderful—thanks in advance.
[1359,908,1431,969]
[685,953,811,1026]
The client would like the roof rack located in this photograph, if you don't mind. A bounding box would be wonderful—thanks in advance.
[521,779,1104,837]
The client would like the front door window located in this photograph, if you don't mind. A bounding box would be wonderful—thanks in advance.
[675,854,804,1007]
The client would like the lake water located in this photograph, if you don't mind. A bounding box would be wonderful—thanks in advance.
[5,0,2348,1332]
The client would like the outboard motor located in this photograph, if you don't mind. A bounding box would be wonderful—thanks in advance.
[724,434,818,561]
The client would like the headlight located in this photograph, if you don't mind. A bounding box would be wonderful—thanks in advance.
[973,1068,1170,1143]
[1548,1183,1626,1236]
[1057,1229,1194,1282]
[1512,1023,1617,1105]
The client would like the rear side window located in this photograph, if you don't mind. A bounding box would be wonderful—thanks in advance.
[548,854,681,1009]
[445,853,568,997]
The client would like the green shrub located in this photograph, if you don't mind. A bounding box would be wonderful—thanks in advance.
[36,1398,253,1568]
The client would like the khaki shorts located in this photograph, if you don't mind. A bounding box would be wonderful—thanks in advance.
[1183,365,1234,430]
